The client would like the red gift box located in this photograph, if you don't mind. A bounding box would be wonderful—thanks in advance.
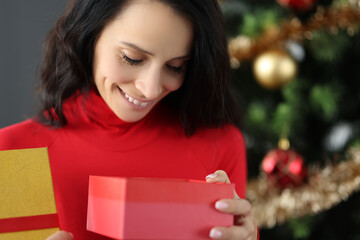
[87,176,234,239]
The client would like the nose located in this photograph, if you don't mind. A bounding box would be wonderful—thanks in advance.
[135,66,163,100]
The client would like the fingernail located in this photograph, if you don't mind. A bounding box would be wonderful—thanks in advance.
[206,173,217,179]
[215,201,229,210]
[68,232,73,238]
[209,228,222,239]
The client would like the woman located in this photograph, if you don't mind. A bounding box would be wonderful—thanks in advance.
[0,0,258,239]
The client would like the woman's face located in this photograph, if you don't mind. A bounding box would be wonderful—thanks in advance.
[93,0,193,122]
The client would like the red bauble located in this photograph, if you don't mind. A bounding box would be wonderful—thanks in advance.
[261,148,307,189]
[277,0,317,11]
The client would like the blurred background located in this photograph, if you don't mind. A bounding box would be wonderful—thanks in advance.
[220,0,360,239]
[0,0,66,128]
[1,0,360,239]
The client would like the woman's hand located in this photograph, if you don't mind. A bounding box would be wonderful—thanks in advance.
[206,170,258,240]
[46,231,73,240]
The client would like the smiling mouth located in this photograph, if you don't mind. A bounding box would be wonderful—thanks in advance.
[118,87,150,108]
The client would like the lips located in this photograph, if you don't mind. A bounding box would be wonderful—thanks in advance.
[118,87,150,108]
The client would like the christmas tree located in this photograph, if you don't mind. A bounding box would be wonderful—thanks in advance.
[220,0,360,239]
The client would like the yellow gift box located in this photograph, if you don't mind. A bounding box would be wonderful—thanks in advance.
[0,148,59,240]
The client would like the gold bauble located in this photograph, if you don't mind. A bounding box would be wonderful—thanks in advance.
[253,50,297,90]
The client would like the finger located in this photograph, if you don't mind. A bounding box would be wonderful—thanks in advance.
[205,170,240,199]
[214,198,252,216]
[46,231,73,240]
[212,198,258,240]
[205,170,231,184]
[209,225,255,240]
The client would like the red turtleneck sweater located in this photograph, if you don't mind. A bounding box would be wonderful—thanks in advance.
[0,90,247,240]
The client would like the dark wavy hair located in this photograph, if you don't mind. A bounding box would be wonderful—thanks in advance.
[38,0,239,136]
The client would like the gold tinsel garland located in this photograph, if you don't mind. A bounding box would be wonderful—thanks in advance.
[228,1,360,62]
[247,146,360,228]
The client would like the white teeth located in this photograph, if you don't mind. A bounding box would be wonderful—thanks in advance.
[121,89,148,107]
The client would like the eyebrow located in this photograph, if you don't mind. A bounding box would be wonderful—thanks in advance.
[121,41,154,56]
[120,41,192,60]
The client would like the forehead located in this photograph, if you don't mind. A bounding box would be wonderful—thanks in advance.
[101,0,193,57]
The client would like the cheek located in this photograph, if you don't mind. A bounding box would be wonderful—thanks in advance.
[98,58,134,85]
[107,68,133,85]
[164,76,185,92]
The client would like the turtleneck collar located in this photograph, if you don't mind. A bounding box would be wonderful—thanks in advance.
[60,89,173,151]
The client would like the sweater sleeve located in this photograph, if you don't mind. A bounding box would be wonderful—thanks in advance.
[214,124,248,198]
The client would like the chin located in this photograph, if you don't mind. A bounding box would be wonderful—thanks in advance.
[116,112,149,123]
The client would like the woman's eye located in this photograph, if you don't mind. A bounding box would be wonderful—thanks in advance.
[166,64,183,74]
[121,52,142,65]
